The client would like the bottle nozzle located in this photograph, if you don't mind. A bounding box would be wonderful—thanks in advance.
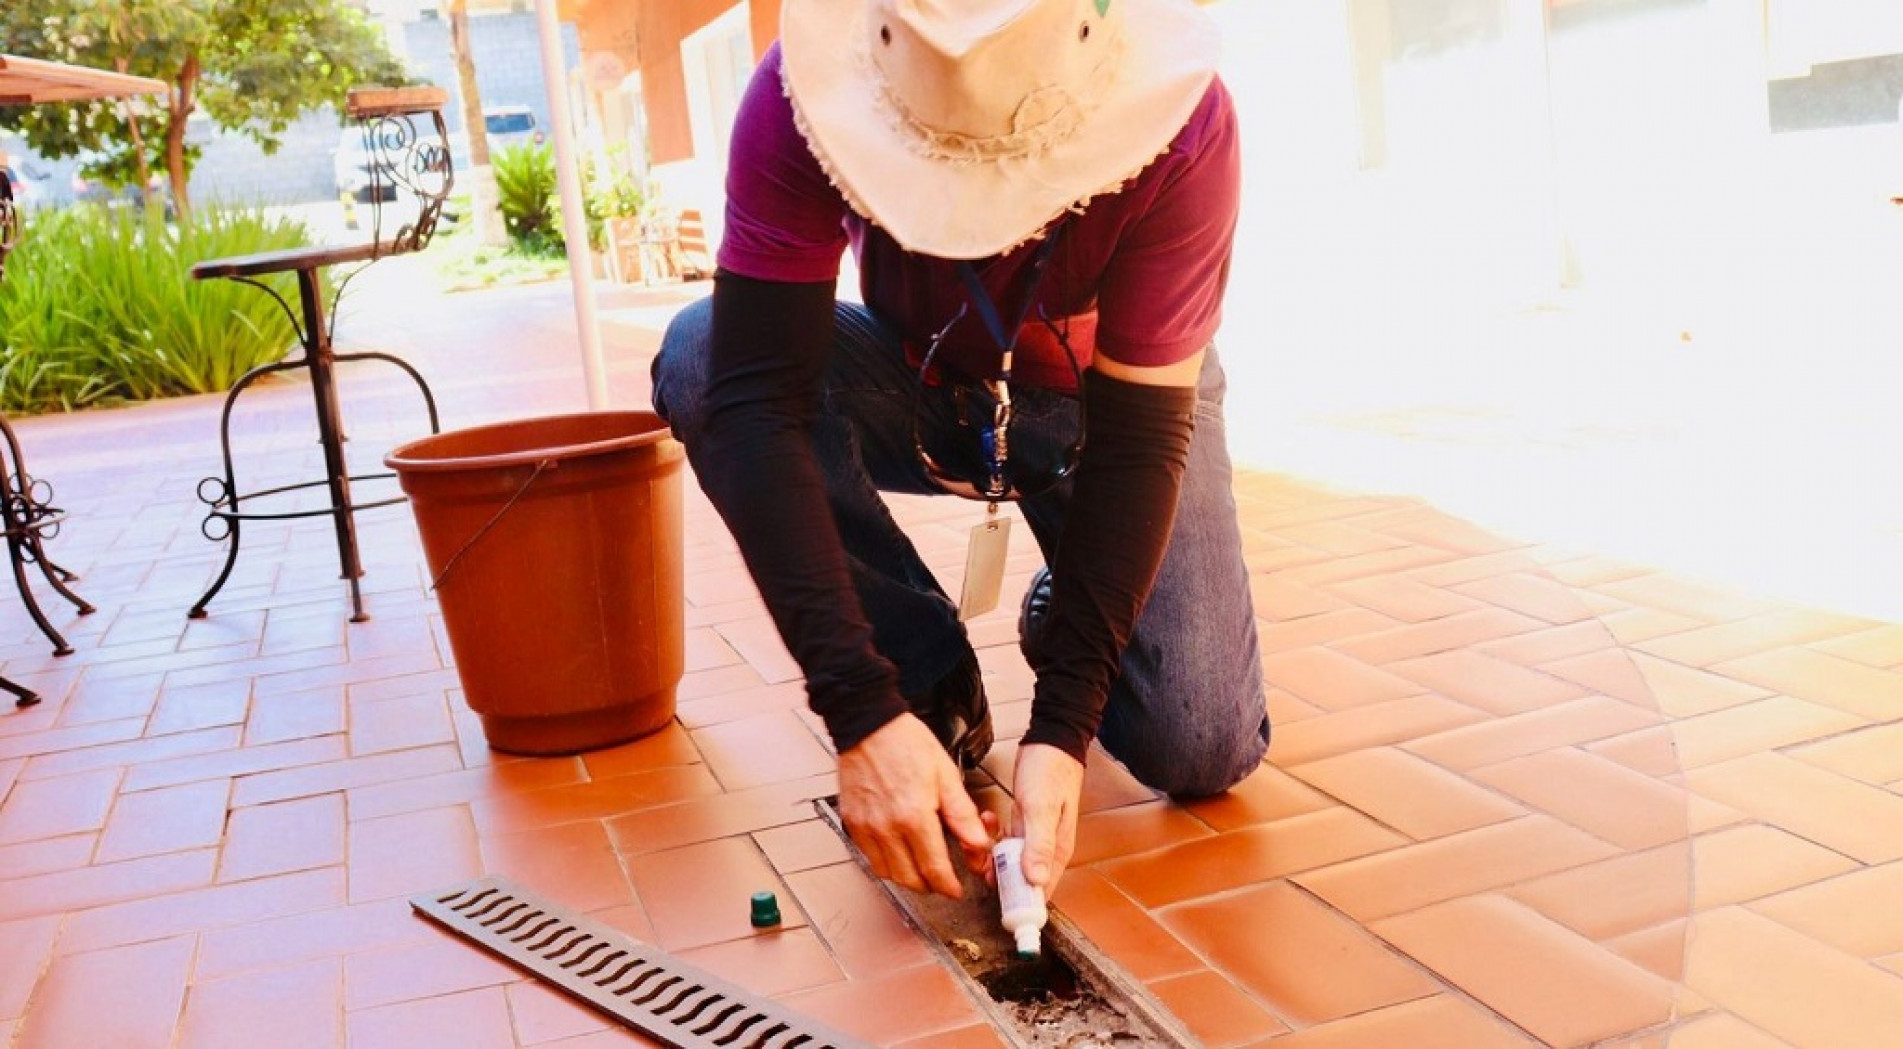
[1013,924,1042,958]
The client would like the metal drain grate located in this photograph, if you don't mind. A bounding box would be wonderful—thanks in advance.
[412,877,870,1049]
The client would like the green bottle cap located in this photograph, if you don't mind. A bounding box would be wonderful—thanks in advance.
[750,891,782,928]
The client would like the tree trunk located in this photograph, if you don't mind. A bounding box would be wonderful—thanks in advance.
[113,57,155,209]
[449,0,507,248]
[165,54,199,219]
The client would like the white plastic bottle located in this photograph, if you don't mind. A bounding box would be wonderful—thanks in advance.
[992,837,1047,958]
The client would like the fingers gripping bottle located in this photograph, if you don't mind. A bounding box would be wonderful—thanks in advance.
[992,838,1048,958]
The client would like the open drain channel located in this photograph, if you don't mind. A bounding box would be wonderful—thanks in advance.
[412,877,869,1048]
[816,799,1198,1048]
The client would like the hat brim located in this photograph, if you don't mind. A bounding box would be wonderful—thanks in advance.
[781,0,1221,259]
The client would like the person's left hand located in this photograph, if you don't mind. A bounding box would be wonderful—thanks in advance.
[1011,742,1084,894]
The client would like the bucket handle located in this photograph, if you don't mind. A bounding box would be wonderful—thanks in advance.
[430,458,555,590]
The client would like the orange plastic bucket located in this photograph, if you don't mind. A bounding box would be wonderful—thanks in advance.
[386,411,685,755]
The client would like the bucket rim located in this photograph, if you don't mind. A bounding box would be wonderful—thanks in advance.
[385,410,678,474]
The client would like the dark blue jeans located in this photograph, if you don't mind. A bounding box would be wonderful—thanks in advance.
[653,298,1268,795]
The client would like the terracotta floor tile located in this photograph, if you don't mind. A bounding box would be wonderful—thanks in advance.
[343,930,521,1010]
[1068,800,1215,867]
[690,709,835,790]
[348,692,456,756]
[15,934,193,1049]
[1684,906,1903,1047]
[1598,606,1707,646]
[469,764,723,837]
[1145,968,1289,1047]
[244,686,347,746]
[1710,646,1903,721]
[1388,649,1594,716]
[1602,917,1691,983]
[675,679,807,731]
[193,897,431,981]
[122,735,348,791]
[1749,860,1903,959]
[1253,576,1355,621]
[231,742,464,807]
[1477,620,1617,666]
[1265,695,1490,768]
[1259,647,1427,710]
[1101,808,1405,909]
[1689,822,1860,910]
[1809,624,1903,668]
[1161,880,1436,1026]
[1257,993,1537,1048]
[1372,894,1678,1047]
[1255,608,1403,655]
[55,673,163,728]
[684,625,743,672]
[0,848,216,923]
[94,778,230,863]
[784,860,936,978]
[220,793,346,882]
[754,818,852,875]
[346,985,516,1049]
[777,958,987,1045]
[1448,571,1595,626]
[1627,652,1772,717]
[0,915,61,1019]
[61,866,343,956]
[1688,752,1903,864]
[1410,549,1552,587]
[1635,609,1872,668]
[623,835,806,952]
[1322,574,1482,624]
[505,981,611,1045]
[1787,722,1903,785]
[1590,575,1765,625]
[1048,868,1202,983]
[347,756,589,822]
[1403,696,1662,771]
[577,721,704,779]
[18,724,244,782]
[478,819,638,913]
[1265,686,1326,725]
[147,679,252,736]
[0,717,144,764]
[677,925,845,997]
[1670,696,1865,770]
[1288,746,1526,840]
[1330,608,1546,666]
[675,662,769,704]
[1504,843,1694,942]
[177,957,343,1049]
[604,773,836,856]
[1277,519,1409,556]
[1537,648,1657,707]
[1269,545,1459,590]
[347,805,482,903]
[713,616,801,685]
[1583,726,1682,779]
[1471,747,1692,852]
[0,766,120,844]
[1293,815,1620,922]
[1658,1011,1791,1049]
[893,1024,1010,1049]
[0,834,94,880]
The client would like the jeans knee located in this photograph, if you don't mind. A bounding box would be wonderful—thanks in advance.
[649,297,715,437]
[1103,708,1269,799]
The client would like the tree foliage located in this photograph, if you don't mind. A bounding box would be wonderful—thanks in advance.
[0,0,408,215]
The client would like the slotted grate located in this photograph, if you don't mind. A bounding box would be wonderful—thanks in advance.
[412,877,871,1049]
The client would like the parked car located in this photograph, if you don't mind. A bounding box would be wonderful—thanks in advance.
[483,105,542,153]
[333,126,401,204]
[67,151,171,214]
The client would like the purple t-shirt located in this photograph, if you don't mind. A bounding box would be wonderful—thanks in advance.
[719,44,1241,391]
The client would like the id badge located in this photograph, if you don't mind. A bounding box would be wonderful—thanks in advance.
[957,511,1011,622]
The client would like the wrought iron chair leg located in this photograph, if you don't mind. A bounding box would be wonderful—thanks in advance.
[6,533,74,655]
[1,674,38,708]
[188,518,242,621]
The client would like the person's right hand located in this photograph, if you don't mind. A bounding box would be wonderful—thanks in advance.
[837,713,993,898]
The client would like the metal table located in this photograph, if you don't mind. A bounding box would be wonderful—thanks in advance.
[0,55,165,706]
[187,86,453,622]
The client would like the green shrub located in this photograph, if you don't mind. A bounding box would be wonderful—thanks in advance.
[492,143,561,254]
[0,204,314,413]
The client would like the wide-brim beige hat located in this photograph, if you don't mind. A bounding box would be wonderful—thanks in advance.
[781,0,1221,260]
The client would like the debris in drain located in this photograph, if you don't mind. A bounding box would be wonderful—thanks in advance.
[816,798,1195,1047]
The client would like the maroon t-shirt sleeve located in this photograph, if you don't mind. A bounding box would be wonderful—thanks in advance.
[1093,79,1242,368]
[717,44,850,284]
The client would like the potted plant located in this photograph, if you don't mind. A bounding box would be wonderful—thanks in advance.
[585,154,646,283]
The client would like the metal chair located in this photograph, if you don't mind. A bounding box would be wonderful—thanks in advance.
[188,86,453,622]
[0,169,97,706]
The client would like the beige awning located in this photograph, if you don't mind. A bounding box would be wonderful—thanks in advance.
[0,54,167,106]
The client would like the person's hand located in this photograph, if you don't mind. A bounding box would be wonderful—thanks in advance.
[838,714,993,898]
[1011,742,1085,894]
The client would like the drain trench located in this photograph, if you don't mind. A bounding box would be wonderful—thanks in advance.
[815,799,1199,1048]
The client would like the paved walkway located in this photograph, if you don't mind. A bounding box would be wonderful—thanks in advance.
[1,267,1900,1046]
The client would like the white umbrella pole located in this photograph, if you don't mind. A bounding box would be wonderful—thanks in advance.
[534,0,609,409]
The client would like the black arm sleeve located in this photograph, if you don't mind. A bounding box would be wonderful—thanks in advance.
[687,269,907,752]
[1021,368,1198,763]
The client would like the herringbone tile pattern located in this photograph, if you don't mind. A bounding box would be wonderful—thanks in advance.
[0,274,1898,1046]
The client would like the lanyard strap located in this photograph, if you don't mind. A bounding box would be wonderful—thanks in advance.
[952,220,1068,380]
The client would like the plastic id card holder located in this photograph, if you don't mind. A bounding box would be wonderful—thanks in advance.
[957,512,1011,622]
